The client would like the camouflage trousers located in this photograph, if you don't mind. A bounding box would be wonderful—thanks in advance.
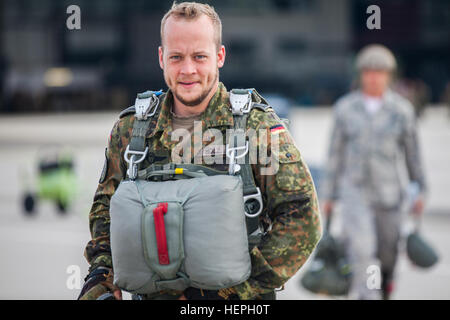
[339,182,404,300]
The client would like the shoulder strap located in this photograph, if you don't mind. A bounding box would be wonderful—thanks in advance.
[229,88,269,247]
[228,88,269,197]
[119,106,135,118]
[251,103,271,112]
[124,90,164,180]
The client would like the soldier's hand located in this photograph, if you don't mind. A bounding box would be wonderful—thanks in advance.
[411,196,425,217]
[78,267,122,300]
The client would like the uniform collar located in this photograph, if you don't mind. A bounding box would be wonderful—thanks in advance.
[202,82,234,128]
[357,89,397,115]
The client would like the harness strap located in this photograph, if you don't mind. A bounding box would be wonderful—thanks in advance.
[229,89,268,246]
[231,114,259,196]
[125,91,164,179]
[138,163,227,180]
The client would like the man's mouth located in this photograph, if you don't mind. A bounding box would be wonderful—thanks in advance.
[178,81,198,89]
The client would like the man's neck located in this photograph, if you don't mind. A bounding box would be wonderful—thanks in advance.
[172,82,219,117]
[363,92,384,100]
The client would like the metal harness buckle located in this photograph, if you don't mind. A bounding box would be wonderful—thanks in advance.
[135,93,159,120]
[226,141,248,175]
[124,145,148,180]
[229,89,253,115]
[243,187,263,218]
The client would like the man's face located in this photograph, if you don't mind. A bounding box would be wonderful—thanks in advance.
[159,15,225,107]
[360,69,391,97]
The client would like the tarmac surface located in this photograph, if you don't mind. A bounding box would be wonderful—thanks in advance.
[0,106,449,299]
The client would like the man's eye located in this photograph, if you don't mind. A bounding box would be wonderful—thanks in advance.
[170,56,181,60]
[195,55,206,60]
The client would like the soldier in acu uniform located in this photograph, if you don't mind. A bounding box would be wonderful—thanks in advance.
[78,2,321,300]
[322,44,427,300]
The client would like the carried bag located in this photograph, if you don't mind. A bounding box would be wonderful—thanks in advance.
[406,216,439,268]
[300,213,352,296]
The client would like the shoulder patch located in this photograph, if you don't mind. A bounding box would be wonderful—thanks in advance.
[270,124,285,134]
[119,106,135,119]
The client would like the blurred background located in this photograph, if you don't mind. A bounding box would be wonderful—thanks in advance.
[0,0,449,299]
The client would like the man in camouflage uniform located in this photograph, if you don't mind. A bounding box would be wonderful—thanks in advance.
[78,2,321,300]
[321,44,427,300]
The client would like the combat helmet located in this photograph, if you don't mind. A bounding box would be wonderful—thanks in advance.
[356,44,397,71]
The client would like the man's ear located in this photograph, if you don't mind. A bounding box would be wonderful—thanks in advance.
[158,46,164,70]
[217,45,226,69]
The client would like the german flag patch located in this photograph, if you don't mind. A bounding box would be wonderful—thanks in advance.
[270,124,285,134]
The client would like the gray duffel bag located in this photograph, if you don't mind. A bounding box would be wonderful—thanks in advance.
[109,174,251,294]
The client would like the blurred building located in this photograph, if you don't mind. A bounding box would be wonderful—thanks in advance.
[0,0,449,113]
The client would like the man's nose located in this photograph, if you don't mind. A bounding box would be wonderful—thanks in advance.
[180,58,196,75]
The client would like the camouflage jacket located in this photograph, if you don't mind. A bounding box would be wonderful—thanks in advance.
[84,82,322,300]
[321,89,427,209]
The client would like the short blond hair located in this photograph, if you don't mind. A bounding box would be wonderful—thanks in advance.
[160,2,222,50]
